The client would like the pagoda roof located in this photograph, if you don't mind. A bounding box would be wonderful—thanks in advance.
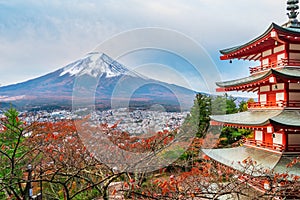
[270,110,300,127]
[202,146,300,178]
[210,109,300,127]
[216,67,300,91]
[210,110,282,126]
[220,23,300,61]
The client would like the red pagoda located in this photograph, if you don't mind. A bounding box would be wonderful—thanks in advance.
[203,0,300,192]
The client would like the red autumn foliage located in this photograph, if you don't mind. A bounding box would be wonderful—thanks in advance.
[2,113,299,199]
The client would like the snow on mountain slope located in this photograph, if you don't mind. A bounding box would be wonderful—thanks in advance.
[0,52,195,110]
[60,52,140,78]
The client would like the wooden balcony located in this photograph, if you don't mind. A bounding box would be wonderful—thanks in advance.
[249,59,300,75]
[245,139,300,153]
[245,139,284,152]
[248,100,300,109]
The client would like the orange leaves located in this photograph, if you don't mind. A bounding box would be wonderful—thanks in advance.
[0,123,7,132]
[293,175,300,181]
[100,124,176,153]
[129,178,135,183]
[123,182,129,188]
[190,167,201,174]
[59,155,64,162]
[202,154,210,160]
[1,144,8,151]
[287,157,300,168]
[27,120,92,169]
[111,189,117,196]
[155,180,170,196]
[110,121,120,129]
[151,175,180,197]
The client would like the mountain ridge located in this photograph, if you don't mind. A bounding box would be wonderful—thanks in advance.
[0,52,196,111]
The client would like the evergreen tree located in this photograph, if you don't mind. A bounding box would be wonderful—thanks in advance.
[211,95,226,115]
[183,94,253,147]
[182,93,211,138]
[224,94,238,114]
[211,93,238,115]
[0,107,29,199]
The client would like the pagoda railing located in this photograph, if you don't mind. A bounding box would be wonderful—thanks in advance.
[287,144,300,152]
[245,139,284,152]
[248,100,284,109]
[249,59,300,75]
[281,58,300,66]
[248,100,300,109]
[285,100,300,108]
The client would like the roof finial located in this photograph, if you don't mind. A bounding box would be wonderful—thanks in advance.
[287,0,299,21]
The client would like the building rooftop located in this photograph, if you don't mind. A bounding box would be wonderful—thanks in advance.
[216,67,300,90]
[202,146,300,178]
[220,23,300,61]
[210,110,282,126]
[270,110,300,127]
[210,109,300,127]
[216,70,268,88]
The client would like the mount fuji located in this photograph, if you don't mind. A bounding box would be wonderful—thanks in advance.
[0,52,196,111]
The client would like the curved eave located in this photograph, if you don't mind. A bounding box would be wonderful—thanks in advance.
[216,68,300,91]
[272,67,300,79]
[220,23,276,55]
[220,23,300,60]
[216,70,270,88]
[269,110,300,127]
[210,110,282,126]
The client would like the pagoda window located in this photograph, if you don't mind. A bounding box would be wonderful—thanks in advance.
[274,45,285,53]
[260,94,267,105]
[273,133,283,145]
[269,77,276,83]
[289,44,300,51]
[289,92,300,101]
[289,83,300,90]
[277,53,286,63]
[288,134,300,146]
[255,130,263,141]
[267,126,273,133]
[262,58,269,66]
[272,83,284,91]
[289,52,300,60]
[276,92,285,103]
[262,49,272,57]
[260,85,270,92]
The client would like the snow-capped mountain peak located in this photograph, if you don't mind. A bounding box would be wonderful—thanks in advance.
[0,51,196,110]
[59,52,132,78]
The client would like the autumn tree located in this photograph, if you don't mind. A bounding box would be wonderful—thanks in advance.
[120,156,300,199]
[26,120,128,200]
[1,107,299,200]
[1,109,127,200]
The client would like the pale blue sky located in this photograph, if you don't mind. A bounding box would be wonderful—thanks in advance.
[0,0,289,95]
